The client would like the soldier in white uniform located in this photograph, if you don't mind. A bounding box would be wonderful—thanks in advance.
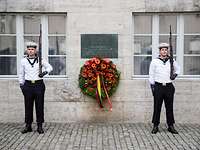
[149,43,180,134]
[19,42,53,134]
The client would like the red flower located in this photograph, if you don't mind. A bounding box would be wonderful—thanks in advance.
[101,63,107,70]
[88,72,94,78]
[95,58,100,64]
[91,63,96,69]
[92,77,97,81]
[81,72,87,78]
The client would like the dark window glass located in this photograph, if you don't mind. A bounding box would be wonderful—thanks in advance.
[48,15,66,34]
[159,15,177,34]
[48,36,66,55]
[134,15,152,34]
[24,15,40,34]
[184,35,200,54]
[0,15,16,34]
[0,36,16,55]
[184,14,200,34]
[49,56,66,75]
[0,57,17,75]
[134,56,152,75]
[184,56,200,75]
[134,36,152,55]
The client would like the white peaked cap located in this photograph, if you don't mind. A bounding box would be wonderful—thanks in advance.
[26,41,38,48]
[158,43,169,49]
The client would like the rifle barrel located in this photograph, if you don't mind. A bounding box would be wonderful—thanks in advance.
[39,24,42,74]
[169,25,174,78]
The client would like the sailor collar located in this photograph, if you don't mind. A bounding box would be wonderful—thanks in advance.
[26,56,38,67]
[158,57,169,65]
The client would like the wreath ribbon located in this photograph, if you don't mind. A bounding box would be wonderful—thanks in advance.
[96,74,112,111]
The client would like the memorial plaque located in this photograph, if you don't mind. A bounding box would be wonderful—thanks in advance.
[81,34,118,58]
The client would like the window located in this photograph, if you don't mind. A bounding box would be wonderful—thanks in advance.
[24,15,40,53]
[184,14,200,75]
[159,14,177,55]
[48,15,66,75]
[133,13,200,77]
[133,15,152,75]
[0,14,67,77]
[0,15,17,75]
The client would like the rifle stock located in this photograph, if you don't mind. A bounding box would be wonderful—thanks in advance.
[38,24,42,74]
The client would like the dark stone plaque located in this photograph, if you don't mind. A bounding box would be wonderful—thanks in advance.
[81,34,118,58]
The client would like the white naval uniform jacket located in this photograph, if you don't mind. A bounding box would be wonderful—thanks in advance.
[149,58,180,85]
[19,57,53,85]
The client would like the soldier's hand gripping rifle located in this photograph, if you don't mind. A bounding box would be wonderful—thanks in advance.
[169,25,177,80]
[38,24,48,78]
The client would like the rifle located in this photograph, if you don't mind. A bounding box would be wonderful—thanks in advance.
[38,24,42,75]
[169,25,174,80]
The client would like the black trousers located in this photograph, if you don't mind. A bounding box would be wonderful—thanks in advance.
[152,82,175,126]
[21,80,45,124]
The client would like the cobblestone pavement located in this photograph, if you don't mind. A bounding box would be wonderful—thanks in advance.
[0,123,200,150]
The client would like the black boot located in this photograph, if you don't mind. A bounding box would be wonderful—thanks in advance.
[151,125,159,134]
[37,123,44,134]
[168,125,178,134]
[21,124,32,134]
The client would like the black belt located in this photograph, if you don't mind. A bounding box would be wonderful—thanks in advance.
[155,82,172,86]
[25,80,43,84]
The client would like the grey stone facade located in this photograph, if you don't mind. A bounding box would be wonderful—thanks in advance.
[0,79,199,123]
[0,0,200,123]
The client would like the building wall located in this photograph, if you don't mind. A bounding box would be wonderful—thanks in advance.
[0,79,200,123]
[0,0,200,123]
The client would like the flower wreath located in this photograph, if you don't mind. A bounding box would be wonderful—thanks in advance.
[79,57,120,111]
